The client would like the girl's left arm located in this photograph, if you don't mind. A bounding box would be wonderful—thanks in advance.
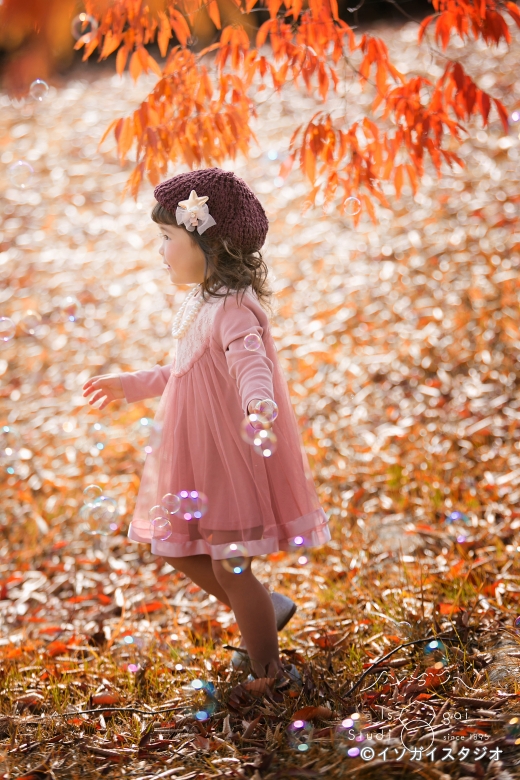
[214,299,275,415]
[119,363,172,403]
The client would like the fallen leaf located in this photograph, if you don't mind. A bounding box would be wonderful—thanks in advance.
[292,705,333,721]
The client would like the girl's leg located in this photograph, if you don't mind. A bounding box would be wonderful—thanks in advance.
[211,558,282,679]
[163,554,232,608]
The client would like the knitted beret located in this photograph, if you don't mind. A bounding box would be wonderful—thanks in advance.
[154,167,269,252]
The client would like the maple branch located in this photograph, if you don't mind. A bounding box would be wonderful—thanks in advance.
[381,0,424,24]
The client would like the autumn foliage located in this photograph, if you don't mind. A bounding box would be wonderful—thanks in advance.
[56,0,518,218]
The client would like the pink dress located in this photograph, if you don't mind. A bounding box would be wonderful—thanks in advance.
[120,289,331,560]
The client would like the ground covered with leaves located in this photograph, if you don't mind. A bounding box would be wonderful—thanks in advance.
[1,18,520,780]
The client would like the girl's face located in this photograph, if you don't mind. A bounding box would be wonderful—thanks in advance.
[157,223,206,285]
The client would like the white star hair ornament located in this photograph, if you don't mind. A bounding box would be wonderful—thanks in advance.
[176,190,217,235]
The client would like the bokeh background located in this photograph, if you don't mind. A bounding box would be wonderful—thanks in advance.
[1,5,520,778]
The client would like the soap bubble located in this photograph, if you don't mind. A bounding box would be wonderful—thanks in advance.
[0,317,15,342]
[244,333,261,351]
[89,421,107,450]
[267,150,278,160]
[505,716,520,744]
[0,425,20,463]
[19,310,42,335]
[289,535,306,548]
[510,111,520,125]
[221,543,250,574]
[61,295,80,322]
[150,516,172,541]
[81,495,120,535]
[190,679,217,721]
[240,413,270,445]
[83,484,103,503]
[253,398,278,422]
[127,663,140,673]
[252,428,277,457]
[336,713,368,754]
[344,197,361,216]
[144,422,162,454]
[71,13,98,42]
[133,417,163,455]
[287,719,313,752]
[178,490,208,521]
[149,505,173,540]
[161,492,181,515]
[397,621,413,638]
[514,615,520,630]
[29,79,49,101]
[423,639,448,666]
[297,555,308,566]
[445,511,470,524]
[8,161,34,189]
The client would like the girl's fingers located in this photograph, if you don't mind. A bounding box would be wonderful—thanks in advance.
[82,376,105,390]
[88,390,108,405]
[83,384,102,398]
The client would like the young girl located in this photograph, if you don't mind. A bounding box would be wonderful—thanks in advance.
[82,168,331,683]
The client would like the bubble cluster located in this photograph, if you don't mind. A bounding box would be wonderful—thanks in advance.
[71,13,98,42]
[287,719,313,752]
[0,317,15,342]
[8,161,34,189]
[29,79,49,101]
[220,543,250,574]
[244,333,261,351]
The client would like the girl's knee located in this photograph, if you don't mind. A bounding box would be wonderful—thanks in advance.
[211,557,252,588]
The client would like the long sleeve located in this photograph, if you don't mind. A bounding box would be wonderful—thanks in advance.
[213,296,274,415]
[119,364,172,403]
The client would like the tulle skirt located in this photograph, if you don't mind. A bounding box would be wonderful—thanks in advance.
[127,336,330,560]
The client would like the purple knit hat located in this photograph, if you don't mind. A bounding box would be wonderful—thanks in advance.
[153,167,269,252]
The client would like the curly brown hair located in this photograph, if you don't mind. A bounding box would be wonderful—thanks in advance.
[151,202,271,308]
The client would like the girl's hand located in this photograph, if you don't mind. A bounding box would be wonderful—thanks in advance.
[82,374,125,410]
